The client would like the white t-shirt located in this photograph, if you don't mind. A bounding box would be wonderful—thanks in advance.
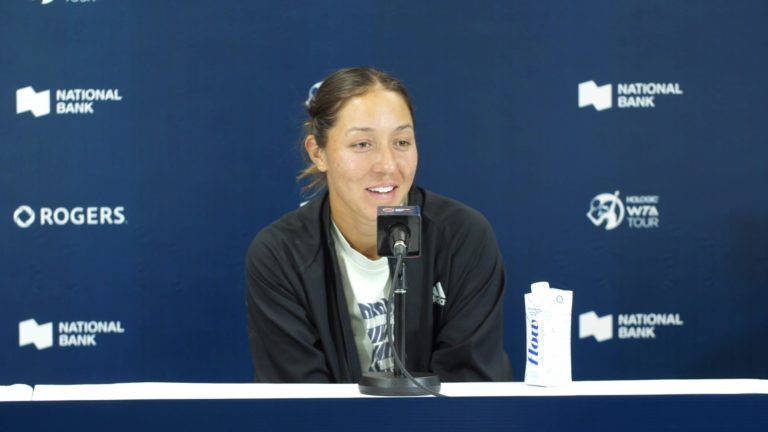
[331,221,394,373]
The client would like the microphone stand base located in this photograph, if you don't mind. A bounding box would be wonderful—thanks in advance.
[358,372,441,396]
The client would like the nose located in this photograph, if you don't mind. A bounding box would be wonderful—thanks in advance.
[373,143,396,174]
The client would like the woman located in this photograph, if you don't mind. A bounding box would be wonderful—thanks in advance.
[245,67,512,382]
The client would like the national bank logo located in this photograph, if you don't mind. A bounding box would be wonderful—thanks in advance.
[579,311,684,342]
[578,81,612,111]
[12,205,127,228]
[19,319,54,350]
[16,87,50,117]
[15,86,123,117]
[587,191,660,230]
[578,80,683,110]
[19,318,126,349]
[579,312,613,342]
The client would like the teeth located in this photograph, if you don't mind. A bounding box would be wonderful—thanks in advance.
[368,186,394,193]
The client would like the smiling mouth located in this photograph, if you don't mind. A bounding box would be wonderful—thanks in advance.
[366,185,397,194]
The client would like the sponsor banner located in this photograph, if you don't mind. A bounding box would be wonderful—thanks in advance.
[12,205,127,228]
[579,80,683,111]
[16,86,123,117]
[587,191,660,231]
[579,311,684,342]
[18,318,126,350]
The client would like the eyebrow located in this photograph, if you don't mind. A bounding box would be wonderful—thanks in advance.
[345,124,414,135]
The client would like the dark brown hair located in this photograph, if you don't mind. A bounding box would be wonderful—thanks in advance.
[298,67,414,194]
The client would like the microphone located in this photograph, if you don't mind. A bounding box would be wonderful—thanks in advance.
[362,205,442,396]
[389,223,409,257]
[376,206,421,258]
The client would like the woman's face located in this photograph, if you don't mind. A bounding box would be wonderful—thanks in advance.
[313,88,418,225]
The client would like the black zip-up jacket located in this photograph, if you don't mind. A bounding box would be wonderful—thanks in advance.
[245,187,513,382]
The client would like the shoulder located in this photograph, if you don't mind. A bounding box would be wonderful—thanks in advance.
[418,188,495,242]
[246,194,326,273]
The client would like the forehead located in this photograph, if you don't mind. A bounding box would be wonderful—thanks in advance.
[334,89,413,129]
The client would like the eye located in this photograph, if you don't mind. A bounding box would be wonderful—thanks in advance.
[350,141,372,151]
[395,139,412,149]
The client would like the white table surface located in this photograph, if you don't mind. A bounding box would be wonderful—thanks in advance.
[0,379,763,402]
[0,384,33,402]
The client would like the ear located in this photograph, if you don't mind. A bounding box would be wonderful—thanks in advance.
[304,135,327,172]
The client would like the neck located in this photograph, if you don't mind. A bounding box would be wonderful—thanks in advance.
[330,206,379,261]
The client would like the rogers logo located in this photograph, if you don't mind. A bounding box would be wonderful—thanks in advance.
[13,205,36,228]
[13,206,126,228]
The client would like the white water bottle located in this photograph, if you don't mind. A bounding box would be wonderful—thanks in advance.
[524,281,573,386]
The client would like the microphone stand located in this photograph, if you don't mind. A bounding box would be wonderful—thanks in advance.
[394,259,406,378]
[358,250,442,396]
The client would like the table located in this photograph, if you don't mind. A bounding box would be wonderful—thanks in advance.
[2,380,767,431]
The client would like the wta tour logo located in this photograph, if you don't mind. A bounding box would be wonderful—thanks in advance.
[578,80,683,110]
[587,191,660,230]
[587,191,625,230]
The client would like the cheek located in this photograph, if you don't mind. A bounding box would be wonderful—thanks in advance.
[400,151,418,178]
[328,154,368,183]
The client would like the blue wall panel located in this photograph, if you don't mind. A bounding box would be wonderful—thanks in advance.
[1,0,766,384]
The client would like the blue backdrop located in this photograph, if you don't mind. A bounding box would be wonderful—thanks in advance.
[2,0,766,384]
